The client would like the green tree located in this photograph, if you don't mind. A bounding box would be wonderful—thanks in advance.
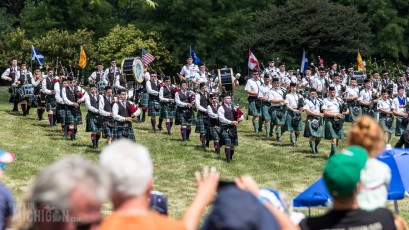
[0,28,31,67]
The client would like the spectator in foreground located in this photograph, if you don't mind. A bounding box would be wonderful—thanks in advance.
[99,140,219,230]
[347,115,391,211]
[15,156,109,230]
[0,149,16,230]
[299,146,396,230]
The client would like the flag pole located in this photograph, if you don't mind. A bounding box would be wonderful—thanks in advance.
[30,46,33,72]
[247,48,250,79]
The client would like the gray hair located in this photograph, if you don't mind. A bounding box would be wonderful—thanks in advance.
[100,140,153,198]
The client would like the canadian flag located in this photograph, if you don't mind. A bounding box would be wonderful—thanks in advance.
[248,49,259,70]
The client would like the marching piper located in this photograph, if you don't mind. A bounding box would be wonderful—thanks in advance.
[1,58,20,112]
[380,69,394,93]
[344,77,361,122]
[146,70,162,132]
[258,75,273,138]
[175,80,196,142]
[207,94,221,155]
[261,58,278,79]
[62,76,86,141]
[377,89,394,144]
[358,79,378,118]
[312,67,328,99]
[159,76,176,135]
[244,69,262,133]
[112,89,140,142]
[98,86,116,145]
[269,78,287,142]
[322,86,349,157]
[41,67,58,126]
[301,67,315,97]
[195,83,210,149]
[393,74,408,97]
[54,76,68,136]
[285,82,304,146]
[84,84,102,149]
[206,74,219,96]
[16,61,40,116]
[392,86,408,137]
[328,73,343,98]
[283,67,298,88]
[371,71,382,92]
[276,63,288,85]
[303,88,324,153]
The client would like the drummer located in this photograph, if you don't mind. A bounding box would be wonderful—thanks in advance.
[1,57,20,112]
[103,58,125,93]
[206,74,219,96]
[88,62,107,89]
[16,61,41,116]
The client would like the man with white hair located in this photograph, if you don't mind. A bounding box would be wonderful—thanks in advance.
[99,140,220,230]
[16,155,109,230]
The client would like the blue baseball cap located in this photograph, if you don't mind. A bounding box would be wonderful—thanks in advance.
[150,191,168,215]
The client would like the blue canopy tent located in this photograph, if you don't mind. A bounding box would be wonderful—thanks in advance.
[293,148,409,214]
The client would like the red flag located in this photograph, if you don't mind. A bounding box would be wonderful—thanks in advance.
[248,49,259,70]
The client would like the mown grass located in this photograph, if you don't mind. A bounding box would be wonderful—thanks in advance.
[0,85,407,222]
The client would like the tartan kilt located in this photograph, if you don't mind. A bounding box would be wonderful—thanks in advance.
[115,122,135,142]
[102,117,116,138]
[195,111,209,133]
[66,106,83,125]
[56,104,66,125]
[36,95,46,107]
[19,95,34,103]
[175,107,196,126]
[361,105,375,117]
[140,92,149,108]
[304,116,324,138]
[345,101,361,122]
[45,95,56,111]
[261,102,271,121]
[285,110,303,132]
[86,112,102,132]
[324,118,345,140]
[270,106,287,126]
[220,125,238,146]
[248,100,262,117]
[395,117,408,136]
[148,98,161,116]
[379,114,394,134]
[210,125,222,141]
[160,102,176,119]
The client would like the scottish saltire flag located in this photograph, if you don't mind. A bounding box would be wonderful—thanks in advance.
[31,46,44,67]
[190,47,201,64]
[300,49,309,73]
[142,48,156,65]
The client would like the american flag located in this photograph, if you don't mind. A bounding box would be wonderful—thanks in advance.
[142,48,155,65]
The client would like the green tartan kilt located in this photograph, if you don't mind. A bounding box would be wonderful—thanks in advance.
[379,114,394,134]
[36,95,45,107]
[220,125,238,146]
[140,92,149,108]
[56,104,66,125]
[66,106,83,125]
[270,106,287,126]
[395,117,407,136]
[160,102,176,119]
[9,91,20,103]
[261,102,271,121]
[324,118,344,140]
[45,95,56,111]
[210,125,222,141]
[115,122,135,142]
[19,95,34,103]
[361,105,375,117]
[175,107,196,126]
[248,100,262,117]
[285,110,303,132]
[345,101,361,122]
[102,117,116,138]
[148,97,161,116]
[86,112,102,132]
[304,116,324,138]
[195,111,209,133]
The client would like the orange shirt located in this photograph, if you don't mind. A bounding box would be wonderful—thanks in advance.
[99,211,186,230]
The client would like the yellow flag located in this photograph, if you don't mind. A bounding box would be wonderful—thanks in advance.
[78,46,87,69]
[357,49,364,71]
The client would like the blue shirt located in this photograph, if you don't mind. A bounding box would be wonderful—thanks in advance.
[0,183,15,230]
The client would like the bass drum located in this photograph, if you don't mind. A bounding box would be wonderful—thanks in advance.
[218,68,235,93]
[121,57,144,83]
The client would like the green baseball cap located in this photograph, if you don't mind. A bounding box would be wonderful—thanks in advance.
[323,146,368,197]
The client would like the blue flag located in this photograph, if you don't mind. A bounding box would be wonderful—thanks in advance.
[190,47,201,64]
[31,46,44,67]
[300,49,309,73]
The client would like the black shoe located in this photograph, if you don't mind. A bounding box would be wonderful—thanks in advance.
[158,125,163,131]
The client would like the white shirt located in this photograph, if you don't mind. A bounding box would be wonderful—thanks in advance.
[322,97,341,114]
[195,92,208,113]
[285,92,303,109]
[276,71,288,83]
[283,75,298,86]
[217,104,242,125]
[180,64,199,80]
[391,96,407,114]
[301,75,315,87]
[194,71,208,84]
[15,70,40,86]
[88,70,107,84]
[258,83,272,99]
[54,82,64,104]
[377,99,392,112]
[1,66,19,81]
[112,100,140,122]
[358,88,373,104]
[41,76,55,95]
[175,90,192,107]
[329,83,343,97]
[207,103,219,119]
[261,66,278,78]
[103,66,120,80]
[98,95,116,117]
[62,86,86,106]
[244,78,261,96]
[268,88,285,106]
[312,77,326,91]
[146,80,160,96]
[345,86,360,99]
[84,93,100,113]
[304,98,321,114]
[159,85,174,103]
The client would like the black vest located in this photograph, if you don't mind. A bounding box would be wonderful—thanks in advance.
[178,91,189,103]
[46,77,53,90]
[199,92,209,108]
[163,86,174,99]
[149,80,159,99]
[210,104,220,126]
[89,94,99,110]
[117,101,129,117]
[103,96,113,113]
[59,83,64,99]
[9,66,19,81]
[108,67,120,82]
[18,70,31,85]
[222,104,234,121]
[95,71,103,82]
[65,86,77,103]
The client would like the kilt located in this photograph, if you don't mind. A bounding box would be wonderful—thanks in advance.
[304,116,324,138]
[102,117,116,138]
[261,102,271,121]
[56,104,66,125]
[175,107,196,126]
[395,117,408,136]
[346,101,361,122]
[379,114,394,134]
[220,124,238,146]
[195,111,209,133]
[324,117,344,140]
[37,94,46,107]
[86,112,102,132]
[270,106,287,126]
[140,92,149,108]
[66,106,83,125]
[115,122,135,142]
[148,98,161,116]
[45,95,56,111]
[19,95,34,103]
[210,125,222,141]
[248,100,262,117]
[361,105,375,117]
[160,102,176,119]
[285,110,303,132]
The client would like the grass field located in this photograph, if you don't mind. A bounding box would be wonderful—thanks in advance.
[0,85,408,223]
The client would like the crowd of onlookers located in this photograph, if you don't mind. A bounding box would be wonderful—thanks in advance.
[1,115,409,229]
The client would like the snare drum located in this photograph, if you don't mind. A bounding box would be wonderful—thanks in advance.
[218,68,235,93]
[11,84,19,95]
[121,57,144,83]
[96,81,107,93]
[20,84,34,97]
